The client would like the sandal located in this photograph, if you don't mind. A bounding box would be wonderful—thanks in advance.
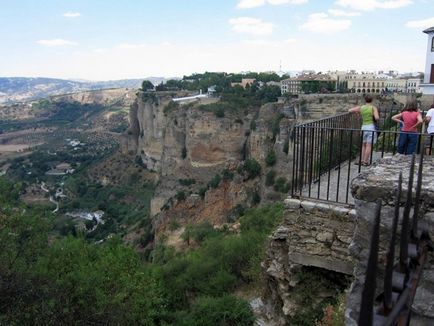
[362,162,371,166]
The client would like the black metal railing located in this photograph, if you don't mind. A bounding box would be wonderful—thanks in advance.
[358,153,433,325]
[290,111,434,205]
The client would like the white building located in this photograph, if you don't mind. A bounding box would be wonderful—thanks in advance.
[346,73,386,94]
[385,78,407,93]
[420,26,434,95]
[406,78,422,93]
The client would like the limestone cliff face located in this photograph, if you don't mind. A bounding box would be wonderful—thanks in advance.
[130,92,250,175]
[129,92,260,217]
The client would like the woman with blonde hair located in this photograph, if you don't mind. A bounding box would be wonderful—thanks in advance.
[392,97,423,155]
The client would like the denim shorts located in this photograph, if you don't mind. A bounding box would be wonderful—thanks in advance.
[424,133,434,148]
[361,124,376,144]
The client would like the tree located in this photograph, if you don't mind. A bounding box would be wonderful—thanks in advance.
[141,80,154,91]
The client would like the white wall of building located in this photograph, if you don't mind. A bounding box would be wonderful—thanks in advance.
[424,30,434,84]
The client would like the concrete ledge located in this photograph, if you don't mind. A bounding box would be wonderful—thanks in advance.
[284,197,355,219]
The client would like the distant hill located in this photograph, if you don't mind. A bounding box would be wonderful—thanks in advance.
[0,77,169,104]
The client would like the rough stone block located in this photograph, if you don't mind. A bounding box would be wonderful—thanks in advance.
[300,200,317,212]
[284,198,300,209]
[316,232,334,243]
[331,205,350,217]
[315,202,332,213]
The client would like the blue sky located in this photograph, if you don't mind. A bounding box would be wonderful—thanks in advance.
[1,0,434,80]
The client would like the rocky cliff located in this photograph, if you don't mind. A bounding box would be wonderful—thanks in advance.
[127,92,396,237]
[128,91,298,222]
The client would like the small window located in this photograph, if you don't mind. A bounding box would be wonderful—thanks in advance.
[432,37,434,51]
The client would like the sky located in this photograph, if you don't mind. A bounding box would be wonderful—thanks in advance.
[1,0,434,80]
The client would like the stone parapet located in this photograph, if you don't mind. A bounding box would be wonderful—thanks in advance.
[347,155,434,325]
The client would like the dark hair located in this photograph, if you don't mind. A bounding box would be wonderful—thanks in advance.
[364,94,373,103]
[404,97,418,112]
[431,103,434,109]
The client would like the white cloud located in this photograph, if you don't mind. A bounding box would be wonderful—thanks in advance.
[237,0,307,9]
[63,12,81,18]
[328,9,361,17]
[36,39,78,47]
[242,38,296,46]
[117,43,147,49]
[335,0,413,11]
[300,13,351,34]
[229,17,274,35]
[405,17,434,29]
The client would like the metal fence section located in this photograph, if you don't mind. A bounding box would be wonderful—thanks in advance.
[290,111,434,205]
[358,154,433,325]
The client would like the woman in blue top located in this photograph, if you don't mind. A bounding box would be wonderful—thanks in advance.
[349,95,380,166]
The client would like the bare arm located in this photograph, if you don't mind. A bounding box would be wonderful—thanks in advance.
[348,106,360,113]
[373,106,379,121]
[391,113,402,124]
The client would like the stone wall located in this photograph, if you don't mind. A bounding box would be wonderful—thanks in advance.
[346,155,434,325]
[261,199,355,324]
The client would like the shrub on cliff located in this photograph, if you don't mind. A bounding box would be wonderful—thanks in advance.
[208,174,221,189]
[242,159,261,179]
[265,170,276,186]
[222,169,234,181]
[175,190,187,201]
[274,177,290,193]
[164,101,179,115]
[265,150,277,166]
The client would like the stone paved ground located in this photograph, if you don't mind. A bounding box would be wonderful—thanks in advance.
[299,151,386,205]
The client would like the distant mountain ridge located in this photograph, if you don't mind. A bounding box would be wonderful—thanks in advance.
[0,77,169,104]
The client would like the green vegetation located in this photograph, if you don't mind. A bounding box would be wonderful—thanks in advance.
[164,100,179,115]
[179,178,196,186]
[300,80,336,94]
[63,175,155,241]
[141,80,154,91]
[265,150,277,166]
[208,174,222,189]
[222,168,235,181]
[265,170,276,187]
[289,267,351,325]
[0,179,284,325]
[176,190,187,201]
[241,158,262,179]
[274,177,290,193]
[271,113,285,140]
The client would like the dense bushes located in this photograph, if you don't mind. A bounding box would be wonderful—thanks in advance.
[0,175,285,325]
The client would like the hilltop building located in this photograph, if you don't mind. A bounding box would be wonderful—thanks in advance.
[280,74,335,95]
[385,78,407,93]
[406,78,422,93]
[420,26,434,95]
[231,78,256,89]
[346,73,386,94]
